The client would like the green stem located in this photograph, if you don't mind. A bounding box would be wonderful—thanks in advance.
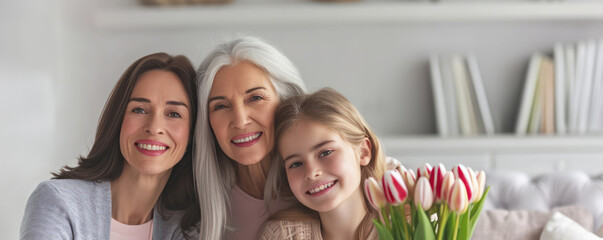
[436,207,449,240]
[381,206,390,230]
[452,213,460,240]
[400,205,410,240]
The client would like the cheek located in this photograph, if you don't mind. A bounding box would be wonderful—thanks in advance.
[209,114,228,141]
[286,170,303,191]
[120,116,139,142]
[168,121,190,147]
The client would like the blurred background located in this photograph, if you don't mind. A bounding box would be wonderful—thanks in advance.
[2,0,603,238]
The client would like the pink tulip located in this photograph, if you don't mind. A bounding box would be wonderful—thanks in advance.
[401,169,416,197]
[414,177,434,210]
[475,171,486,201]
[440,172,455,203]
[417,163,433,179]
[452,164,474,202]
[364,177,387,210]
[429,163,446,203]
[448,180,469,214]
[382,170,408,205]
[467,167,479,203]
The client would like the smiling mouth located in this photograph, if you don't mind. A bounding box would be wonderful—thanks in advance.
[135,143,169,151]
[307,180,338,195]
[231,132,262,144]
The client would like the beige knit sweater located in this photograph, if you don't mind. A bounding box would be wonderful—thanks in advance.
[258,218,377,240]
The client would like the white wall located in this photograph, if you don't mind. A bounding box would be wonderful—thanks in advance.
[0,0,60,239]
[3,0,603,239]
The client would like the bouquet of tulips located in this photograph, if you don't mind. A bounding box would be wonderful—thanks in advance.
[364,163,490,240]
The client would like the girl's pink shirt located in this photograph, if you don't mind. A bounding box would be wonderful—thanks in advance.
[225,185,297,240]
[109,218,153,240]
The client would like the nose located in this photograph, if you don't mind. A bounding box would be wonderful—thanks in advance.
[304,161,322,181]
[232,104,251,129]
[145,113,165,135]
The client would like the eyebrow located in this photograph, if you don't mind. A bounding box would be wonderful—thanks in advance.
[208,86,268,103]
[129,97,189,109]
[283,140,334,162]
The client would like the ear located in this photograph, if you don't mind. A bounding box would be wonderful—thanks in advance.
[358,138,372,166]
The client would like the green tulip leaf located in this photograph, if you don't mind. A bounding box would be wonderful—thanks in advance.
[374,219,394,240]
[468,186,491,239]
[413,205,436,240]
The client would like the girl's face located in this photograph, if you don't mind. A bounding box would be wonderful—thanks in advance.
[119,70,191,177]
[279,121,371,212]
[208,62,279,165]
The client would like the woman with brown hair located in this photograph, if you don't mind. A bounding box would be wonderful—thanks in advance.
[20,53,200,240]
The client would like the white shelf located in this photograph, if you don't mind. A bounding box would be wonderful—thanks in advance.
[94,2,603,30]
[381,134,603,153]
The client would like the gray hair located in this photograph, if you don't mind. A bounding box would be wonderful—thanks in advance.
[194,36,306,240]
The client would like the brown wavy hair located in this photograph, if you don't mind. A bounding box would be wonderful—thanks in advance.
[269,87,386,239]
[52,52,200,238]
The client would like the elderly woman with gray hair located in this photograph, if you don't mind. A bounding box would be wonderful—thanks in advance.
[193,37,307,240]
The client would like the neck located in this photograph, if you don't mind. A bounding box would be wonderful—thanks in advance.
[319,188,368,240]
[236,155,271,199]
[110,164,171,225]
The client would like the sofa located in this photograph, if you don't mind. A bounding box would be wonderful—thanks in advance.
[473,171,603,239]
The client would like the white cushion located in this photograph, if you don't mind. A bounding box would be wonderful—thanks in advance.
[541,212,601,240]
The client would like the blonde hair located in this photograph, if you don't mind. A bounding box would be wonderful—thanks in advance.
[194,36,306,240]
[269,87,386,239]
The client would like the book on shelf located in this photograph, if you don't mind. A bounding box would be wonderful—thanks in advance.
[429,54,493,136]
[554,43,567,135]
[440,55,460,136]
[541,56,555,134]
[429,54,449,136]
[516,38,603,135]
[516,54,543,134]
[589,40,603,133]
[467,54,495,135]
[576,40,597,134]
[565,44,576,134]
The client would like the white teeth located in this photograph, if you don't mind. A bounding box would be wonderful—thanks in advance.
[137,143,167,151]
[308,181,335,194]
[232,133,261,143]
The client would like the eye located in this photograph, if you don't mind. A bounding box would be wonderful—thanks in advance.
[319,150,333,158]
[213,104,227,111]
[133,108,147,114]
[289,162,302,169]
[168,112,182,118]
[249,95,264,102]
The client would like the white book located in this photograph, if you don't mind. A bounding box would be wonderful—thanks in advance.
[541,57,555,134]
[577,40,597,134]
[528,57,547,134]
[569,41,586,133]
[554,43,567,135]
[565,44,576,134]
[588,39,603,133]
[440,55,460,136]
[429,54,448,136]
[466,54,495,135]
[452,55,478,136]
[516,54,543,134]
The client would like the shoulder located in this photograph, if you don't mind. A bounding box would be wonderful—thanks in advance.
[258,219,319,240]
[21,179,111,239]
[258,207,320,240]
[30,179,109,204]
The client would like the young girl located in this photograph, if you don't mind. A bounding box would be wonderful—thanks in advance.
[259,88,386,240]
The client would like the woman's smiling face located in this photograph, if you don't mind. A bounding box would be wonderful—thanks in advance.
[119,70,191,176]
[208,61,279,165]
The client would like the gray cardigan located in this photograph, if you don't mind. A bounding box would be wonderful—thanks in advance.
[20,179,197,240]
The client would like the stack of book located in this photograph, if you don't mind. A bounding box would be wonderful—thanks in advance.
[516,40,603,135]
[429,54,495,137]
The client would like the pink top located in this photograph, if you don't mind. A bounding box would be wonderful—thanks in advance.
[110,218,153,240]
[225,185,297,240]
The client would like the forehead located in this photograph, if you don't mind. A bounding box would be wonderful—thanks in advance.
[210,61,275,95]
[279,121,343,153]
[131,70,189,102]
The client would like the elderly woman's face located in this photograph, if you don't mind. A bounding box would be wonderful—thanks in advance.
[119,70,191,176]
[208,62,279,165]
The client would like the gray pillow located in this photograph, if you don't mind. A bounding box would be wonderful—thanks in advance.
[472,205,593,240]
